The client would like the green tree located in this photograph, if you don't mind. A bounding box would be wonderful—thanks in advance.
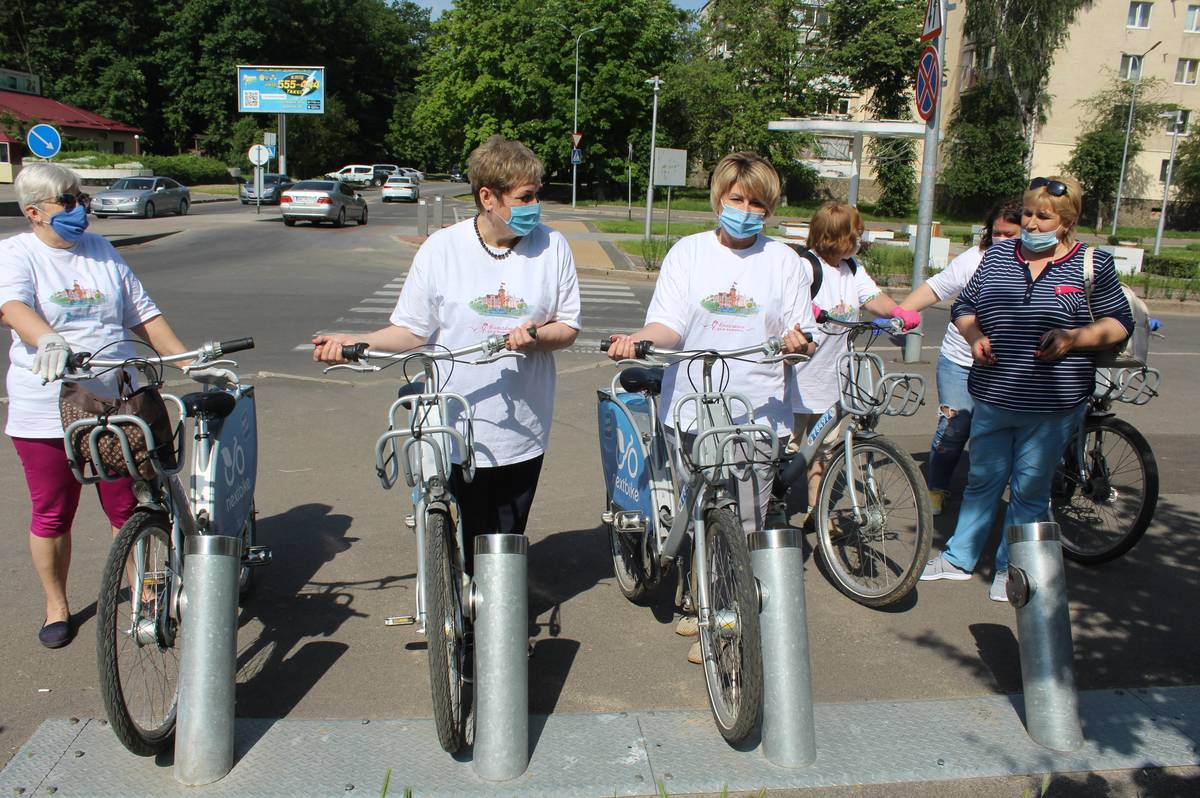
[1172,132,1200,203]
[825,0,924,216]
[942,79,1027,214]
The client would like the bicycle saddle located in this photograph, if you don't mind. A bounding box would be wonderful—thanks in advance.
[398,380,426,399]
[619,367,664,395]
[180,391,237,420]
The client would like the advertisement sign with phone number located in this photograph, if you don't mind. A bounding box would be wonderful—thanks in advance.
[237,65,326,114]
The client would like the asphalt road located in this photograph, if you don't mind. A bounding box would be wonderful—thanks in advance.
[1,193,1198,791]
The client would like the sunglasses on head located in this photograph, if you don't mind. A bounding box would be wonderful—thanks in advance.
[1028,177,1068,197]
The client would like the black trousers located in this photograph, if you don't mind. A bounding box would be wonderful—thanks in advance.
[449,454,544,574]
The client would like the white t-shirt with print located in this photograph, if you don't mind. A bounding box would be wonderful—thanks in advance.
[0,232,161,438]
[790,254,881,414]
[923,245,982,368]
[390,218,581,467]
[644,231,816,436]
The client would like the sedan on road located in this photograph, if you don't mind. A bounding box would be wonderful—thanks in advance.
[280,180,368,227]
[92,177,190,219]
[381,175,419,202]
[240,174,294,205]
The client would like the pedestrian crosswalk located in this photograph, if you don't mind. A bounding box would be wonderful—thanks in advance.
[300,274,650,353]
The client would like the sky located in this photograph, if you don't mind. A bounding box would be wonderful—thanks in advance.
[416,0,706,18]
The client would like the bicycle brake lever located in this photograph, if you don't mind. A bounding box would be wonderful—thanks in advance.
[323,363,379,374]
[474,350,526,365]
[759,354,811,365]
[615,357,658,367]
[183,358,239,373]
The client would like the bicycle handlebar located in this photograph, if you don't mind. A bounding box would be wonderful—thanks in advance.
[67,338,255,371]
[817,311,904,335]
[338,326,537,364]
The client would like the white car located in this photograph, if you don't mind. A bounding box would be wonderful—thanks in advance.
[381,175,420,202]
[325,165,374,187]
[398,167,424,182]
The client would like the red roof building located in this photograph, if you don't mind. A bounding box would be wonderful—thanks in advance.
[0,90,143,181]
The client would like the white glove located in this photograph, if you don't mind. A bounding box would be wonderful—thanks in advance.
[187,366,238,388]
[31,333,70,384]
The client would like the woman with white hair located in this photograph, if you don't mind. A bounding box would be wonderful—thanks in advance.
[0,162,190,648]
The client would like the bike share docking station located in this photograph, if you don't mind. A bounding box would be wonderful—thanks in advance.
[1006,521,1084,752]
[470,533,530,781]
[749,527,818,768]
[175,534,242,786]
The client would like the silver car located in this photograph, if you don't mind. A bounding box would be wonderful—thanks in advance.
[240,173,294,205]
[280,180,368,227]
[92,177,190,219]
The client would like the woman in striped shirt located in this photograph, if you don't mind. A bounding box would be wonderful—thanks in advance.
[920,176,1133,601]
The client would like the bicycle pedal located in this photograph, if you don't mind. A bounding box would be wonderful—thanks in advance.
[242,546,272,567]
[404,514,416,530]
[385,615,416,627]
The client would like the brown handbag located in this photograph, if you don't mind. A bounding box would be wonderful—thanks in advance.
[59,370,176,480]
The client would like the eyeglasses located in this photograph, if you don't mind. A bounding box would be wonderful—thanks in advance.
[40,192,88,209]
[1028,177,1068,197]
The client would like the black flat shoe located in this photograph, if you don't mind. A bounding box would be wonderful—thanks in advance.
[39,619,73,649]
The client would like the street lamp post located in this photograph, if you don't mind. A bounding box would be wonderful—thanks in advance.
[1154,109,1183,255]
[644,75,663,241]
[561,24,600,208]
[1112,40,1161,238]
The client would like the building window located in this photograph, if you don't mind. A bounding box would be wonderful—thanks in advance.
[1127,1,1152,28]
[112,141,125,155]
[1166,110,1191,135]
[1120,54,1143,81]
[1189,5,1200,32]
[1161,159,1172,182]
[0,142,8,163]
[1176,58,1199,84]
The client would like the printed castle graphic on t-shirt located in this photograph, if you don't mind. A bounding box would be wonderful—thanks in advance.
[49,281,105,307]
[701,283,759,315]
[469,283,528,317]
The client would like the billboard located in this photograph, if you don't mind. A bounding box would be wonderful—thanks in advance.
[237,66,325,114]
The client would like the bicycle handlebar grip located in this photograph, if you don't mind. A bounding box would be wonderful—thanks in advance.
[219,337,255,354]
[1149,319,1163,332]
[341,343,369,361]
[816,310,830,324]
[600,338,612,352]
[67,351,92,369]
[635,340,653,359]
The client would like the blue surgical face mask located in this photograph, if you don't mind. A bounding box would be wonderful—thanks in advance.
[49,203,88,243]
[718,204,765,240]
[504,203,540,237]
[1020,227,1059,252]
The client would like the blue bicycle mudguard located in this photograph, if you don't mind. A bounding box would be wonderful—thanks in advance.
[597,391,654,519]
[210,387,257,536]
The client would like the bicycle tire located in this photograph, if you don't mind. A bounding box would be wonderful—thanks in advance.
[1053,416,1158,565]
[607,492,671,606]
[96,510,180,755]
[697,507,762,744]
[816,436,932,608]
[424,509,469,753]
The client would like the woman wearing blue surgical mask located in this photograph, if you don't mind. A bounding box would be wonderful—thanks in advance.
[0,162,191,648]
[314,135,581,574]
[920,175,1133,602]
[606,151,818,665]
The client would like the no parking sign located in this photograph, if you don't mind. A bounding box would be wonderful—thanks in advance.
[915,46,940,122]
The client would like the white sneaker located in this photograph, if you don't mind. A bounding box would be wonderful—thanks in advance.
[989,569,1009,602]
[919,554,972,581]
[675,615,699,637]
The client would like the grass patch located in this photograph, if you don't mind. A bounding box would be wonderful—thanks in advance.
[1099,225,1198,240]
[593,219,712,237]
[1122,271,1200,300]
[190,184,240,197]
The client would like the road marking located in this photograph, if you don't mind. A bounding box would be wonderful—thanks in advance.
[359,298,394,304]
[348,307,392,314]
[583,298,641,305]
[374,290,401,296]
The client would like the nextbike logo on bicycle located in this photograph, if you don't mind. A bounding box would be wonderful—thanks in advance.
[221,437,251,514]
[613,426,641,502]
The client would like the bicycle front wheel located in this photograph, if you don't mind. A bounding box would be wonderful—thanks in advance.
[816,436,932,608]
[424,509,470,753]
[1052,417,1158,564]
[697,507,762,744]
[96,510,180,755]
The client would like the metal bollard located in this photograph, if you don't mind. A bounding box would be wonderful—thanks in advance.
[433,194,444,230]
[1006,521,1084,752]
[471,534,529,781]
[417,198,429,237]
[749,528,817,768]
[175,535,241,785]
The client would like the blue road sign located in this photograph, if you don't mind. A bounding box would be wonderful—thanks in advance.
[26,124,62,159]
[915,46,940,122]
[571,148,583,165]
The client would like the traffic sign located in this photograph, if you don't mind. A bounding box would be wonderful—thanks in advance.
[263,131,277,147]
[571,148,583,165]
[572,131,583,147]
[26,124,61,159]
[921,0,943,42]
[915,46,940,122]
[248,144,271,166]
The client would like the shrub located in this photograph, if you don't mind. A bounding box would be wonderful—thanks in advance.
[139,155,234,186]
[1142,254,1198,279]
[638,236,672,271]
[858,243,914,286]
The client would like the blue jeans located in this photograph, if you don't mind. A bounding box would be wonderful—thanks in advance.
[928,354,974,492]
[942,400,1085,574]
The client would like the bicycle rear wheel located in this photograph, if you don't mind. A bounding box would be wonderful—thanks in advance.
[816,436,932,608]
[697,507,762,744]
[96,510,180,755]
[1052,417,1158,564]
[424,509,470,752]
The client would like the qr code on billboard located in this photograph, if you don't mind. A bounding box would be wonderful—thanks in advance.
[242,90,261,109]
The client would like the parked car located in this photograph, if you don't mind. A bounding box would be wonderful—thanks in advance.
[324,165,374,187]
[398,166,424,182]
[448,166,466,183]
[280,180,368,227]
[381,175,419,202]
[371,164,401,186]
[240,173,295,205]
[92,177,190,219]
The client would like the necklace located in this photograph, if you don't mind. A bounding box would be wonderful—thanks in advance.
[474,215,517,260]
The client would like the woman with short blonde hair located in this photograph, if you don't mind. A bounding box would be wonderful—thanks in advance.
[708,153,781,217]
